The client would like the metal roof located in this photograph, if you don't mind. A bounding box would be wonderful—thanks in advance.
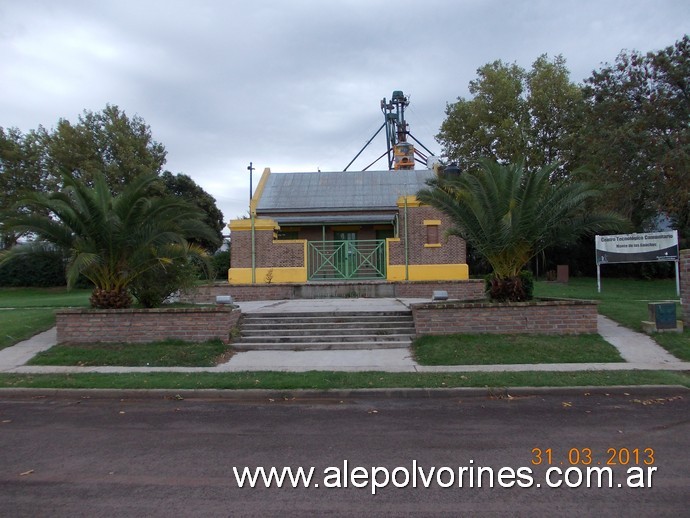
[256,169,435,213]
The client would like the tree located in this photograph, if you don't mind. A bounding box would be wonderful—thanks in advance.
[417,160,626,301]
[46,104,167,193]
[0,172,219,308]
[160,171,225,251]
[579,36,690,236]
[437,55,584,177]
[437,60,526,171]
[526,55,585,178]
[0,126,52,248]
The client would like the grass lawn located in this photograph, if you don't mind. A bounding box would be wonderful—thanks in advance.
[534,277,678,331]
[0,309,58,350]
[413,334,623,365]
[652,332,690,362]
[534,277,690,361]
[0,287,92,350]
[0,287,91,308]
[28,339,231,367]
[0,370,688,390]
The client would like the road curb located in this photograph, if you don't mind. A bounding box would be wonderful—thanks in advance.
[0,385,687,401]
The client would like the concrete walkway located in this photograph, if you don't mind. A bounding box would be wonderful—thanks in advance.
[1,299,689,373]
[236,297,427,313]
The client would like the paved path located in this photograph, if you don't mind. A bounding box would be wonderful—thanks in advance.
[1,300,689,373]
[3,392,688,515]
[236,297,427,313]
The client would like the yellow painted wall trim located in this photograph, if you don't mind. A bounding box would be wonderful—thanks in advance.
[249,167,271,216]
[387,263,469,281]
[396,195,422,208]
[423,219,441,226]
[229,267,308,284]
[229,218,278,231]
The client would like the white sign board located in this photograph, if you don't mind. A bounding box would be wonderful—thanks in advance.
[595,231,679,265]
[594,230,680,294]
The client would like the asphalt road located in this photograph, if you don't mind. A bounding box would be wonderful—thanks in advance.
[0,389,688,517]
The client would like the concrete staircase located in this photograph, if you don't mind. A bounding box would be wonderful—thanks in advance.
[233,311,416,351]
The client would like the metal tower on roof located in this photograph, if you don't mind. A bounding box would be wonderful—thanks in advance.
[344,90,436,172]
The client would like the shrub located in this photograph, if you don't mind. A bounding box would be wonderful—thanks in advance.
[210,250,230,280]
[0,247,66,287]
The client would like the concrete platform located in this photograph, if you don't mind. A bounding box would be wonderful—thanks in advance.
[236,297,427,313]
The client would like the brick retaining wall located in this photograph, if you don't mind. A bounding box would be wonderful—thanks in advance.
[411,298,598,335]
[56,307,241,344]
[682,249,689,326]
[394,280,484,300]
[180,280,486,303]
[183,284,296,302]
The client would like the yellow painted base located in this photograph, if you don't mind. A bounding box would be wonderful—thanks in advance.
[228,267,308,285]
[387,263,469,281]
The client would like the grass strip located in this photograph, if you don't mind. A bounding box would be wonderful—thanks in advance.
[0,287,91,308]
[413,334,623,365]
[652,331,690,362]
[0,309,57,351]
[0,370,688,390]
[28,340,231,367]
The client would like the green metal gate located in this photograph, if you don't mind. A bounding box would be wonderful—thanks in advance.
[307,240,386,280]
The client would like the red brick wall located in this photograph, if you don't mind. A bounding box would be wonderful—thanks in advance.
[230,228,304,269]
[389,205,466,266]
[230,228,252,268]
[233,205,467,273]
[56,307,241,344]
[412,299,599,335]
[212,284,296,302]
[394,280,484,300]
[681,250,689,326]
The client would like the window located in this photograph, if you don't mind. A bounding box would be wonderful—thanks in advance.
[423,220,441,247]
[426,225,439,245]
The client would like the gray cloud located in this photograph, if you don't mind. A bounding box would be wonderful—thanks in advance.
[2,0,688,221]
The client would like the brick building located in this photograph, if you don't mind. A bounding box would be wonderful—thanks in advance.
[227,168,468,284]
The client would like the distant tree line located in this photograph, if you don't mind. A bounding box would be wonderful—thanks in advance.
[437,35,689,277]
[0,105,229,291]
[0,104,225,250]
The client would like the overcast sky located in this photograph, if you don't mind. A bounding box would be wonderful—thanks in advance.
[2,0,688,221]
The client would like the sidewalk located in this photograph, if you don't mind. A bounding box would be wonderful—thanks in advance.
[1,299,689,374]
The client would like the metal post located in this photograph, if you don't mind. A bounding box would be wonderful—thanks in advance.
[251,214,256,284]
[247,162,254,201]
[597,264,601,293]
[404,196,409,281]
[675,260,680,297]
[343,122,386,172]
[248,161,256,284]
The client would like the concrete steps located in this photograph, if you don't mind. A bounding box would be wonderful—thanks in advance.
[233,311,416,351]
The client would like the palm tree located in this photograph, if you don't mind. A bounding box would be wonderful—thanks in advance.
[417,160,626,301]
[1,172,219,308]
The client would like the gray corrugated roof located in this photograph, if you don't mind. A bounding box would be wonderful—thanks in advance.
[256,169,434,213]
